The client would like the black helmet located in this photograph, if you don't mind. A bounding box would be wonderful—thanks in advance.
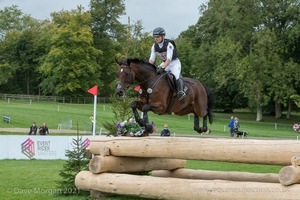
[153,27,166,36]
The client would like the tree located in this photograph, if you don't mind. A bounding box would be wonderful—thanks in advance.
[57,132,89,196]
[90,0,126,97]
[181,0,300,120]
[124,19,153,60]
[102,94,134,136]
[0,5,40,93]
[39,7,102,96]
[0,5,37,41]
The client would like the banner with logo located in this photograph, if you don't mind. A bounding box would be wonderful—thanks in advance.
[0,135,95,160]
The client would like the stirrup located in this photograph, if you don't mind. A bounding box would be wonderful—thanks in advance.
[178,92,186,101]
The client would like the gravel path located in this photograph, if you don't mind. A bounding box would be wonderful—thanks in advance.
[0,128,86,134]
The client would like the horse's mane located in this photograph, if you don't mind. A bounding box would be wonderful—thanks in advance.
[126,58,157,71]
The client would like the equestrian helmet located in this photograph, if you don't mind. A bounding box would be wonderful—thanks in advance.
[153,27,166,36]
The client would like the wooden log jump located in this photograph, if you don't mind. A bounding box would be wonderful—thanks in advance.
[75,171,300,200]
[88,137,300,165]
[278,156,300,186]
[151,169,279,183]
[89,155,186,174]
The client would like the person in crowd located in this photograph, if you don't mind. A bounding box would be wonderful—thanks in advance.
[234,117,240,133]
[161,123,171,136]
[39,122,49,135]
[90,114,94,132]
[28,122,38,135]
[228,116,235,137]
[149,27,186,100]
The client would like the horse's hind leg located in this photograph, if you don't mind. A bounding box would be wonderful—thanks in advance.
[202,116,208,132]
[194,115,203,133]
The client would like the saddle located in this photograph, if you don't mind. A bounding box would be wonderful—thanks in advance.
[165,72,188,114]
[165,73,188,94]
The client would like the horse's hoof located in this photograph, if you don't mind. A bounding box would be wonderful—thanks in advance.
[203,129,211,135]
[194,127,203,134]
[145,124,153,133]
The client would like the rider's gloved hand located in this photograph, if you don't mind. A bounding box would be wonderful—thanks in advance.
[158,62,164,68]
[156,67,165,74]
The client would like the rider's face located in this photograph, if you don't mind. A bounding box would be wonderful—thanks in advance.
[154,35,163,43]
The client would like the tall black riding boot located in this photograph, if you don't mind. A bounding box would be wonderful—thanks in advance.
[176,78,186,100]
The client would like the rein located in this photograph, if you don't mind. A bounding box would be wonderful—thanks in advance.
[145,73,166,93]
[120,65,166,95]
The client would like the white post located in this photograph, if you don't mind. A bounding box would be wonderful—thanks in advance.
[92,95,97,137]
[29,99,32,105]
[57,106,60,112]
[103,105,105,111]
[275,123,277,130]
[8,98,10,103]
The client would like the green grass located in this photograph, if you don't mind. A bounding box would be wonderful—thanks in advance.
[0,159,284,200]
[0,100,114,133]
[0,100,299,199]
[0,99,300,139]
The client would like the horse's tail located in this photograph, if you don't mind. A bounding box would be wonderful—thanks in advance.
[204,86,215,124]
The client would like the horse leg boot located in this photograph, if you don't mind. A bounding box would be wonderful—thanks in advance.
[194,115,203,133]
[202,116,210,134]
[176,78,186,101]
[142,104,153,133]
[131,101,144,126]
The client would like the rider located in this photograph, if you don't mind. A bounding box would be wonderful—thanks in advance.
[149,27,186,100]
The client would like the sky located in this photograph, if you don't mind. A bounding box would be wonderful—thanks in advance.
[1,0,207,38]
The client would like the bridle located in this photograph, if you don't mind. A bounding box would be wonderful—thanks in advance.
[118,64,167,96]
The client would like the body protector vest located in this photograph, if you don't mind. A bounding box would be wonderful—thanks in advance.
[154,39,178,62]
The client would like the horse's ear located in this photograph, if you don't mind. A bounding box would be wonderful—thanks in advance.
[115,59,120,65]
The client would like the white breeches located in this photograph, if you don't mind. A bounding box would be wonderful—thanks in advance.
[165,59,181,80]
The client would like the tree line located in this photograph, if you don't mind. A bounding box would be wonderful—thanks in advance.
[0,0,299,121]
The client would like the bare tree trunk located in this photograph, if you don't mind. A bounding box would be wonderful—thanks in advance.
[275,102,282,119]
[286,99,291,119]
[26,70,30,95]
[256,94,263,121]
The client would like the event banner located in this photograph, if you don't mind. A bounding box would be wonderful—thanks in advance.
[0,135,96,160]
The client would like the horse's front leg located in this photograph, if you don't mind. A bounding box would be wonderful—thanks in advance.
[131,101,144,126]
[142,104,153,133]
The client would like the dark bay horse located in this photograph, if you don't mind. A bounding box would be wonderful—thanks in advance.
[116,58,214,134]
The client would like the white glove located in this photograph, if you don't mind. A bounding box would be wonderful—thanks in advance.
[158,62,164,68]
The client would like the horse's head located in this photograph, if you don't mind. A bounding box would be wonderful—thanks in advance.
[116,59,135,96]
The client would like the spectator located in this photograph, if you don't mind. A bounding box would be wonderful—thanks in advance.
[234,117,240,133]
[90,114,94,132]
[39,122,49,135]
[28,122,38,135]
[228,116,235,137]
[161,123,171,136]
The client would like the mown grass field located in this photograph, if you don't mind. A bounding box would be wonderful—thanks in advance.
[1,99,300,138]
[0,99,299,199]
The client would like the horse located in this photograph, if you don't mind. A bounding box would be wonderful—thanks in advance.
[116,58,214,134]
